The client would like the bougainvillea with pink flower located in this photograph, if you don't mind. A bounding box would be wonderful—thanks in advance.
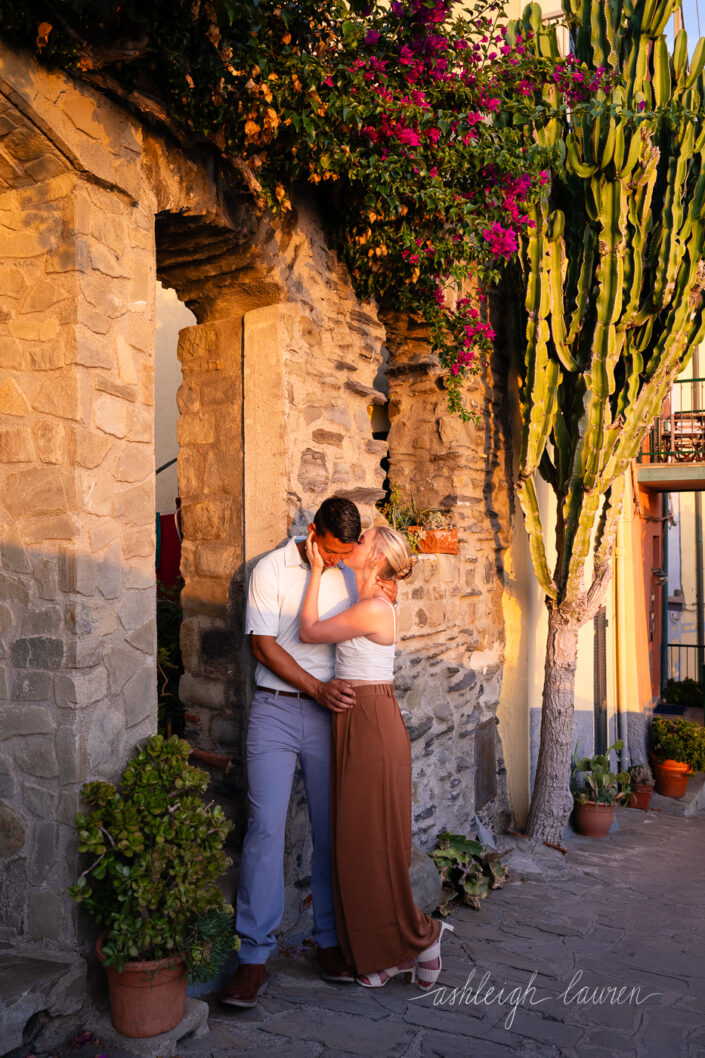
[0,0,596,414]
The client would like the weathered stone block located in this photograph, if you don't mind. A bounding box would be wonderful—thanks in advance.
[70,600,118,636]
[74,426,113,469]
[33,419,71,464]
[194,543,239,579]
[31,372,83,421]
[94,392,129,437]
[10,636,64,671]
[12,670,52,701]
[56,726,87,785]
[0,377,31,416]
[0,704,55,738]
[3,466,75,517]
[121,528,153,560]
[0,425,35,462]
[112,480,153,526]
[14,736,59,779]
[86,704,126,775]
[29,820,58,885]
[27,888,63,941]
[54,667,108,709]
[125,619,156,655]
[123,663,156,727]
[21,605,62,635]
[0,858,27,931]
[97,539,122,599]
[297,448,329,493]
[0,802,26,857]
[23,782,55,819]
[33,557,59,600]
[180,500,232,541]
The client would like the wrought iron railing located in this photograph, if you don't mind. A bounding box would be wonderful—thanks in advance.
[666,642,701,683]
[640,377,705,463]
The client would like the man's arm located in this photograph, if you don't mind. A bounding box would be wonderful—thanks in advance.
[251,635,355,712]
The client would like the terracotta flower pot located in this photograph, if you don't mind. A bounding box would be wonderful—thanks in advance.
[651,755,692,799]
[630,783,654,811]
[97,934,187,1038]
[572,801,616,837]
[409,527,458,554]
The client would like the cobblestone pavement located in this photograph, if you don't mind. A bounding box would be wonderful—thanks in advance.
[57,806,705,1058]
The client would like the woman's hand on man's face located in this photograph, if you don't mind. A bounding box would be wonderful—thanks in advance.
[306,530,325,573]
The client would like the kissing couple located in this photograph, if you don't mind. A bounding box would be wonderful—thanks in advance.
[221,496,452,1007]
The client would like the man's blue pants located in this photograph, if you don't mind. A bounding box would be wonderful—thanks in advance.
[235,689,339,963]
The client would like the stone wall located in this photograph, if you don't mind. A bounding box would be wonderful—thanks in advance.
[0,44,157,950]
[0,36,517,968]
[385,313,514,843]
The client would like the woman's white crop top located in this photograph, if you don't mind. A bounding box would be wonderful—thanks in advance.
[334,600,396,681]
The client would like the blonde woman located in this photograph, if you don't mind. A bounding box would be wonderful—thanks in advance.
[299,526,452,988]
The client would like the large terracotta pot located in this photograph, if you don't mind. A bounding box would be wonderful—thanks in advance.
[97,934,187,1038]
[572,801,616,838]
[630,783,654,811]
[409,527,458,554]
[651,755,692,799]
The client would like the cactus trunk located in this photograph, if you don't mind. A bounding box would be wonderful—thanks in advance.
[525,609,580,844]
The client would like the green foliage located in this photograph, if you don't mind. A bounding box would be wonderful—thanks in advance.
[68,734,238,978]
[650,716,705,770]
[509,0,705,608]
[156,577,185,738]
[571,740,632,806]
[377,484,456,549]
[662,677,704,708]
[0,0,560,415]
[430,830,508,913]
[628,763,654,787]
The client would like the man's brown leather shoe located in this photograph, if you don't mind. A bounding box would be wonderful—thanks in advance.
[316,944,355,983]
[220,963,268,1008]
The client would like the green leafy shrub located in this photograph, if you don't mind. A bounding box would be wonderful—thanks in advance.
[430,830,508,913]
[570,740,632,806]
[650,717,705,771]
[662,678,703,709]
[69,734,238,978]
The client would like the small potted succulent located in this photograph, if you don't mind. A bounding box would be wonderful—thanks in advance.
[650,716,705,798]
[570,740,632,837]
[378,485,458,554]
[69,734,238,1038]
[628,763,655,811]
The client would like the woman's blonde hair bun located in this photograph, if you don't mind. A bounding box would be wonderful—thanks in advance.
[372,526,416,581]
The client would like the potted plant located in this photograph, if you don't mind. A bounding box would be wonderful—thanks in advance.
[69,734,238,1038]
[570,740,632,837]
[650,716,705,798]
[378,485,458,554]
[627,764,655,811]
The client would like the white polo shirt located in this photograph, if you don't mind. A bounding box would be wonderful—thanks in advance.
[245,536,356,692]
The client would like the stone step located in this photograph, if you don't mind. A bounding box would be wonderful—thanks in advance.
[0,945,86,1057]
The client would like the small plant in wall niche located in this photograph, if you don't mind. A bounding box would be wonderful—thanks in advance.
[378,485,458,554]
[430,831,508,913]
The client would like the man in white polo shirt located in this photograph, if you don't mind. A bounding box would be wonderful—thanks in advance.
[221,497,361,1008]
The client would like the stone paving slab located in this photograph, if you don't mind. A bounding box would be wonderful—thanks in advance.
[37,807,705,1058]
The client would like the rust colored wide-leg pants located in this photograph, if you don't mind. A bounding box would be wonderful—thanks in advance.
[330,683,440,975]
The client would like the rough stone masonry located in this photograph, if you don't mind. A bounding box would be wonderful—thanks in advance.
[0,38,516,974]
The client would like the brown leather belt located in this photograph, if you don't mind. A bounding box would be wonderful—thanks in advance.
[255,685,311,699]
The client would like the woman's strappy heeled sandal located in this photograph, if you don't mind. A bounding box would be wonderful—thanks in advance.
[414,921,455,990]
[356,960,415,988]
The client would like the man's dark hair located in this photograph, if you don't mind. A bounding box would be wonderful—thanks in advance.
[313,497,361,543]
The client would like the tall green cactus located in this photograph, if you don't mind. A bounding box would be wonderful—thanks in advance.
[508,0,705,842]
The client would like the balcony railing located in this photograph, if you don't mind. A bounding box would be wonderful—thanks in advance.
[640,377,705,464]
